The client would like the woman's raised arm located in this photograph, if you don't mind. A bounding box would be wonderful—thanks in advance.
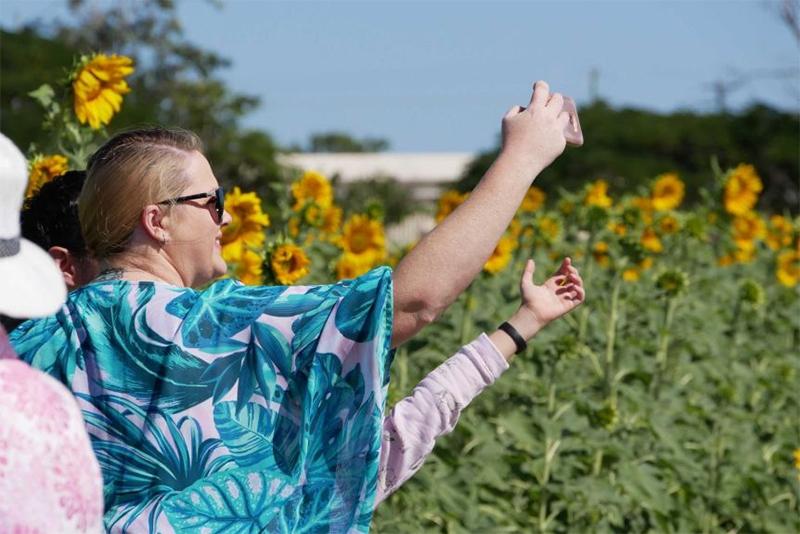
[391,81,571,347]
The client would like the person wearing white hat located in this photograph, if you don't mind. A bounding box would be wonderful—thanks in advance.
[0,134,67,318]
[0,132,104,532]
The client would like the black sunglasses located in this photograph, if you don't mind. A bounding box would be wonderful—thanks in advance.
[158,187,225,223]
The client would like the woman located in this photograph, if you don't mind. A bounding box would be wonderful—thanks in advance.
[12,81,575,532]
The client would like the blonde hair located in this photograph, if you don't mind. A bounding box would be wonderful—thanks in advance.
[79,127,203,259]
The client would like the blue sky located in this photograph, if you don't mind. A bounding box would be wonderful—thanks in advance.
[3,0,799,151]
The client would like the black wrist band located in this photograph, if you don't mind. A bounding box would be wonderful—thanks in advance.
[498,321,527,354]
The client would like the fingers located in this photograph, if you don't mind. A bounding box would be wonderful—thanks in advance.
[556,257,572,277]
[529,80,550,109]
[566,284,586,302]
[520,258,535,292]
[556,272,582,288]
[524,258,536,279]
[556,110,571,130]
[539,256,585,303]
[554,257,584,294]
[559,257,581,278]
[546,92,564,112]
[504,105,525,119]
[555,278,585,302]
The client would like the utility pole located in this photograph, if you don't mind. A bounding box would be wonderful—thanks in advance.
[589,67,600,103]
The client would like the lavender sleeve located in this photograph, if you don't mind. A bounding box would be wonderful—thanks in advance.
[374,333,509,506]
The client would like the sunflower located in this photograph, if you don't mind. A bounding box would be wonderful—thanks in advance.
[336,252,376,280]
[724,164,763,216]
[733,244,756,264]
[221,240,243,264]
[717,254,735,267]
[508,218,523,239]
[776,249,799,288]
[236,249,264,286]
[221,187,270,247]
[656,269,689,297]
[270,243,311,285]
[622,257,653,283]
[287,216,300,238]
[592,241,610,268]
[321,205,343,235]
[341,214,385,257]
[302,204,324,226]
[520,186,546,212]
[658,214,680,234]
[222,241,264,286]
[631,196,654,225]
[584,180,613,208]
[793,448,800,471]
[622,268,640,282]
[537,215,561,241]
[641,227,663,253]
[436,190,468,223]
[26,154,68,198]
[731,211,766,251]
[558,199,575,216]
[72,54,134,130]
[651,173,684,212]
[291,170,333,210]
[608,221,627,236]
[483,236,517,274]
[766,215,794,251]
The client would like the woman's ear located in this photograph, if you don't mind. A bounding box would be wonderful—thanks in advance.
[141,204,169,245]
[48,246,80,290]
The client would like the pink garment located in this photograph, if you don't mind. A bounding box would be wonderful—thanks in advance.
[376,333,508,505]
[0,327,104,533]
[0,327,15,359]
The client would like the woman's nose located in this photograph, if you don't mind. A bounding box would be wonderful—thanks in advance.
[220,209,233,227]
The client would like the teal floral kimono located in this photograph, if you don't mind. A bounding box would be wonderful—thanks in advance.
[10,267,394,533]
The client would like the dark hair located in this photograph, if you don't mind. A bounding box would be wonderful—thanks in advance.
[21,170,88,258]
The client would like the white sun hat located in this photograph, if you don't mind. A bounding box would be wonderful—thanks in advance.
[0,133,67,319]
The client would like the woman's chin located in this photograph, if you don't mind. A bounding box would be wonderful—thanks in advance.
[212,258,228,279]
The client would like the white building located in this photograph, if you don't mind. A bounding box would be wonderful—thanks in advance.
[278,152,475,202]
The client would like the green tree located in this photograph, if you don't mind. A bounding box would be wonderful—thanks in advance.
[333,176,417,225]
[0,0,282,197]
[306,131,390,153]
[0,27,76,150]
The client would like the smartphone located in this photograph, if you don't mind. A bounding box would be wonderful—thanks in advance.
[561,97,584,147]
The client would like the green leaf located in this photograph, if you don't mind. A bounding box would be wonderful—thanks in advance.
[28,83,54,108]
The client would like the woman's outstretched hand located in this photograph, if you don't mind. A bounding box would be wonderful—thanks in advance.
[508,257,585,341]
[500,81,571,175]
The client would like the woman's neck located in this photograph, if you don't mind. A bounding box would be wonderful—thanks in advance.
[99,252,186,287]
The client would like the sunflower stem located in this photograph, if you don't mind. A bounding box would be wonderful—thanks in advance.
[459,285,475,346]
[727,295,742,342]
[592,449,604,476]
[577,240,596,345]
[604,276,621,398]
[652,297,677,400]
[397,346,409,395]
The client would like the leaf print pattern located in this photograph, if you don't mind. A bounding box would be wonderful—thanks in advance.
[10,267,394,533]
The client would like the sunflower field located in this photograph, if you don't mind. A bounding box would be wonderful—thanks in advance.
[19,53,800,533]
